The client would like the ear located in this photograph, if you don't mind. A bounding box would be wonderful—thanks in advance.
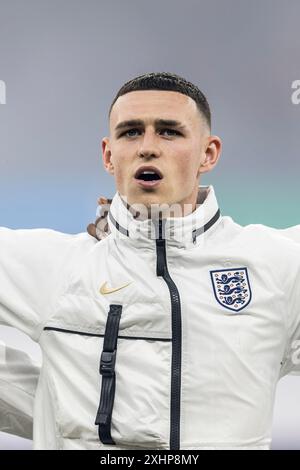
[197,135,222,176]
[102,137,114,175]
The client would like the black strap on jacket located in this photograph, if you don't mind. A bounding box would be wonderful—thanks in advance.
[95,304,122,445]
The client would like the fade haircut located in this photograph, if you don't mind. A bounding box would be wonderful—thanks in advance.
[108,72,211,130]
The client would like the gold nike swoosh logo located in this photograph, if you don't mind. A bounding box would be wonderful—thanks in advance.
[99,281,131,295]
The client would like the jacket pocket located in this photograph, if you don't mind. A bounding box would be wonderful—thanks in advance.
[95,304,171,449]
[42,303,171,449]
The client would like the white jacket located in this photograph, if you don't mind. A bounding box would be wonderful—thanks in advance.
[1,184,300,450]
[0,341,39,440]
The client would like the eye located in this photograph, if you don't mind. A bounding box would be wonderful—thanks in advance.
[121,128,140,137]
[160,128,181,136]
[120,128,181,138]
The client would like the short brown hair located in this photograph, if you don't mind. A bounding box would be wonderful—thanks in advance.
[109,71,211,129]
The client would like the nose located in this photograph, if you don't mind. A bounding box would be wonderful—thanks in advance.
[137,128,161,159]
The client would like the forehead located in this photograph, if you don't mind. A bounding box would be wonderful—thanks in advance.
[109,90,201,130]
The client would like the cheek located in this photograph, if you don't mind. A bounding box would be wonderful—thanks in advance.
[114,165,126,186]
[110,148,126,175]
[111,143,132,166]
[174,155,197,182]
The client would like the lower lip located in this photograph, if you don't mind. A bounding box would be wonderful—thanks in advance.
[134,178,163,188]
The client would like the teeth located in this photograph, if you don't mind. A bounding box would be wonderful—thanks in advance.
[136,168,162,180]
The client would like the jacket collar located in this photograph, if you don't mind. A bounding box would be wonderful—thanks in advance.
[90,184,221,248]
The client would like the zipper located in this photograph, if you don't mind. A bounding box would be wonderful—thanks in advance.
[95,303,123,445]
[155,218,182,451]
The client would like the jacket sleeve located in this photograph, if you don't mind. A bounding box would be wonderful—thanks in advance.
[0,227,78,341]
[277,229,300,378]
[0,341,40,439]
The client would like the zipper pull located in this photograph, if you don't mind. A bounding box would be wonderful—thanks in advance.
[155,219,166,277]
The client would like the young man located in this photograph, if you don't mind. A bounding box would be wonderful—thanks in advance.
[1,72,300,450]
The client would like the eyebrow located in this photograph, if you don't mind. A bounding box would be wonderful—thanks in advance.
[115,119,187,133]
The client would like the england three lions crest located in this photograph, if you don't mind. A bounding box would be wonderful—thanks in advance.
[210,267,252,312]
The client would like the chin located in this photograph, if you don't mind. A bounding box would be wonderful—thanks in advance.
[139,193,166,206]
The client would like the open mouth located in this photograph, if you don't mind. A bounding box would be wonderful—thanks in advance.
[134,167,163,182]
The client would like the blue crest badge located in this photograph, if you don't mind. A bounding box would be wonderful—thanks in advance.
[210,267,252,312]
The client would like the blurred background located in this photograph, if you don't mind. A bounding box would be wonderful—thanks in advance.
[0,0,300,449]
